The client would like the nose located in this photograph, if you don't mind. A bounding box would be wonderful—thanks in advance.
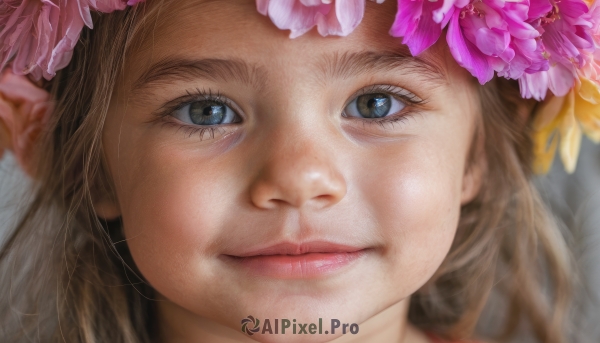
[249,135,347,210]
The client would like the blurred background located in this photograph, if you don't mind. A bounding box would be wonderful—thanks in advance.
[1,139,599,343]
[532,138,600,343]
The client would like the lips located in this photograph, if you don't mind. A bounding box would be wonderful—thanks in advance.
[233,241,366,257]
[221,241,369,279]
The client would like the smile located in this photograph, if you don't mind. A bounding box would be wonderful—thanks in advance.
[220,241,370,279]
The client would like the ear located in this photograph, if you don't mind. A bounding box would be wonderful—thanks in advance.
[460,160,485,205]
[93,196,122,221]
[91,162,122,221]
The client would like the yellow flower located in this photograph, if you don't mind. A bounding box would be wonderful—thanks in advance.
[532,76,600,174]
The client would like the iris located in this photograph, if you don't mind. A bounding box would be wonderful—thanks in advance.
[185,101,228,125]
[355,94,392,118]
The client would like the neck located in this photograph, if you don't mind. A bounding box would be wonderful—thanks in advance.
[156,296,432,343]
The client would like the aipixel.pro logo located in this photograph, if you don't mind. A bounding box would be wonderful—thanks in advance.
[240,316,359,336]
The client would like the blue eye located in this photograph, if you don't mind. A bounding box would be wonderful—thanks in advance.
[173,100,238,125]
[344,93,405,119]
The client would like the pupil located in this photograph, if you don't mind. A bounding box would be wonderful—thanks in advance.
[356,94,391,118]
[189,101,226,125]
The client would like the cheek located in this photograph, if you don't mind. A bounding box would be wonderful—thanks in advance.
[113,141,234,288]
[358,138,463,292]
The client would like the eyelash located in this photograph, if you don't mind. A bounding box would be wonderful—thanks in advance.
[343,84,424,130]
[153,85,424,140]
[153,88,236,140]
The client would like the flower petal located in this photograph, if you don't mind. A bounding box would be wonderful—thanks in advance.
[557,90,582,174]
[390,0,444,56]
[333,0,364,35]
[548,64,577,96]
[574,79,600,142]
[533,123,560,174]
[0,0,142,80]
[315,0,365,36]
[267,0,329,38]
[528,0,553,19]
[389,0,424,39]
[519,71,549,100]
[447,11,494,84]
[257,0,269,15]
[577,75,600,104]
[432,0,468,24]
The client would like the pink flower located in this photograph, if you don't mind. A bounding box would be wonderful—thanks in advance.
[448,0,547,84]
[390,0,547,84]
[389,0,468,56]
[0,68,52,175]
[445,8,495,84]
[256,0,370,38]
[579,0,600,84]
[389,0,445,55]
[519,0,595,99]
[0,0,144,81]
[519,71,550,100]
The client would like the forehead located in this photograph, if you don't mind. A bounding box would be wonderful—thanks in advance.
[126,0,449,87]
[143,0,399,49]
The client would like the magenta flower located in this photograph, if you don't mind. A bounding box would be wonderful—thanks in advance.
[389,0,468,56]
[519,0,595,99]
[448,0,547,84]
[445,8,493,84]
[391,0,547,84]
[256,0,372,38]
[0,0,144,81]
[580,1,600,84]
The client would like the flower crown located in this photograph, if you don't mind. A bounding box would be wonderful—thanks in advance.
[1,0,599,174]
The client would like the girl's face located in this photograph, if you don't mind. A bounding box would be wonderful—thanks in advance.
[99,0,483,341]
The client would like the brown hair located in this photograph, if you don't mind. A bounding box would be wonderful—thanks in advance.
[0,3,576,343]
[409,76,575,342]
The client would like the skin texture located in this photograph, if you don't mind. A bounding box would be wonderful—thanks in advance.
[97,0,485,342]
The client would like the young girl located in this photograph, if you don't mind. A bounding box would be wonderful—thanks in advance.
[0,0,595,342]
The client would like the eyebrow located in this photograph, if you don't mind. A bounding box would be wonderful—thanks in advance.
[131,50,446,92]
[315,50,446,86]
[132,58,267,92]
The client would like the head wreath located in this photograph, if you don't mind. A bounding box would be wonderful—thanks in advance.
[1,0,599,174]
